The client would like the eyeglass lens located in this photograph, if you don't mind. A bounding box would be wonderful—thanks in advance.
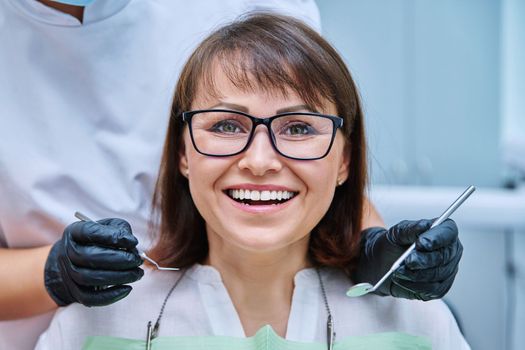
[190,111,335,159]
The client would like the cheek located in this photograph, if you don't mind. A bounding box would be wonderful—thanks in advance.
[302,150,344,192]
[183,133,211,202]
[315,170,337,204]
[297,141,346,211]
[293,161,338,210]
[184,140,233,217]
[186,155,219,225]
[183,130,221,180]
[301,166,334,192]
[187,152,217,196]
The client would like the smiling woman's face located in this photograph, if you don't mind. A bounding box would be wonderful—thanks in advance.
[179,65,349,256]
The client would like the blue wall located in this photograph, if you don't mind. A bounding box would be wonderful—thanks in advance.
[317,0,502,187]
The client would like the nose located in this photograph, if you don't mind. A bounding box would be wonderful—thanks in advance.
[237,125,283,176]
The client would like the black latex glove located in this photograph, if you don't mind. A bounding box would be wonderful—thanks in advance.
[354,219,462,301]
[44,218,144,307]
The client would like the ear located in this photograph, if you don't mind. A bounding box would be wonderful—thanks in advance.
[337,144,350,186]
[178,140,189,178]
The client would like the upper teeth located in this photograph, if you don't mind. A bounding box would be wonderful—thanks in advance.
[228,189,296,201]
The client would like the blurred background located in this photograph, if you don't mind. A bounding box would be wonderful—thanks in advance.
[316,0,524,349]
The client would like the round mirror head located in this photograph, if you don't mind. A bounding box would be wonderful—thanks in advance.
[346,282,374,297]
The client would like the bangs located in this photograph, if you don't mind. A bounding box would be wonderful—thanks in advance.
[199,49,335,111]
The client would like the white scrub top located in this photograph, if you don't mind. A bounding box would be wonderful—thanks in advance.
[0,0,320,349]
[35,266,470,350]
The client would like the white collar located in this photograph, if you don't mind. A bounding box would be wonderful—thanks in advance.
[185,264,330,342]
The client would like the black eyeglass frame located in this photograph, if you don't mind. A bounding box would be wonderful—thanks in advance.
[181,109,344,161]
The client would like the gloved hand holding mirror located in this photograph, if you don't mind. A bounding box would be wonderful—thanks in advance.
[350,185,474,300]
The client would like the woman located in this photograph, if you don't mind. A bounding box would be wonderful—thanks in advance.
[36,13,469,349]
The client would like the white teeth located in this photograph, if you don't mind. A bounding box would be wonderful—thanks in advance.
[250,191,260,201]
[228,189,296,202]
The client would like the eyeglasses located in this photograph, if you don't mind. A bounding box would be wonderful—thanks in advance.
[181,109,344,160]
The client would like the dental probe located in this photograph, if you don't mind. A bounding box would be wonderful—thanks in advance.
[74,211,179,271]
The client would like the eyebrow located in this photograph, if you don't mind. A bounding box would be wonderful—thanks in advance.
[208,102,319,114]
[276,104,318,114]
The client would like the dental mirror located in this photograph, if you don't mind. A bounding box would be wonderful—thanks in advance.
[74,211,179,271]
[347,185,476,298]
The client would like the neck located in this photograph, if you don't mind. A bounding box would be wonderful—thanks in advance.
[205,232,311,337]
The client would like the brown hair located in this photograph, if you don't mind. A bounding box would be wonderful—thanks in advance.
[148,12,367,276]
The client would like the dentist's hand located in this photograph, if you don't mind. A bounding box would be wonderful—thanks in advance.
[353,219,462,300]
[44,218,144,307]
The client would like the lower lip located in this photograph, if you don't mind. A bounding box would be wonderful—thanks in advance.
[225,193,295,214]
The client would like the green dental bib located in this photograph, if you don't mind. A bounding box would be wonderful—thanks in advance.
[82,325,431,350]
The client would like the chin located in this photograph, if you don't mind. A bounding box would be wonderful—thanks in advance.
[227,227,308,254]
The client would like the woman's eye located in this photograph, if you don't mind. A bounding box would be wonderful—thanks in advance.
[284,123,314,136]
[210,120,244,134]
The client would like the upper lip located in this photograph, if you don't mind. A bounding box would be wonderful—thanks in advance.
[223,183,298,192]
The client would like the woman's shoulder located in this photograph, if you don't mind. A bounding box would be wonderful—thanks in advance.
[323,269,470,350]
[35,268,189,350]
